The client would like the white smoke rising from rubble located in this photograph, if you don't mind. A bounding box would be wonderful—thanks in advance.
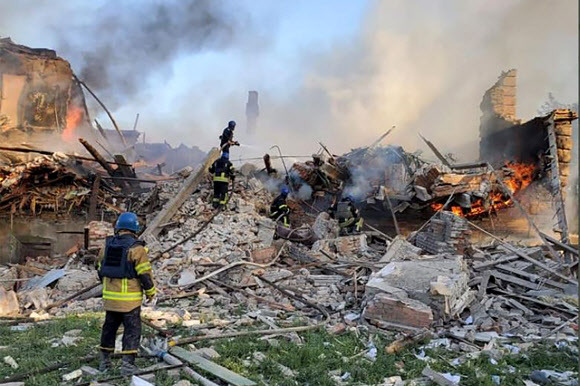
[257,0,578,161]
[0,0,577,162]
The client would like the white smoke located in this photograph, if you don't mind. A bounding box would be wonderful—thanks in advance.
[0,0,577,162]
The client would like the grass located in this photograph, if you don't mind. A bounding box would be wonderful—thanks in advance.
[0,313,194,386]
[0,314,577,385]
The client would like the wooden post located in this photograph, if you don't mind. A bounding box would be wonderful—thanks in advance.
[78,138,116,176]
[75,76,128,147]
[139,148,221,240]
[88,175,101,221]
[113,154,139,188]
[84,226,90,249]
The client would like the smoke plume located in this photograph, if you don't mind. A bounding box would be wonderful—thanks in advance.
[0,0,576,160]
[253,0,578,161]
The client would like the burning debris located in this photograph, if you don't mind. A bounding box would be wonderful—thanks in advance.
[0,39,577,384]
[0,162,577,383]
[0,38,91,145]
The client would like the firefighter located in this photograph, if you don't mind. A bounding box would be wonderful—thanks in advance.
[329,195,363,236]
[270,186,290,227]
[219,120,239,152]
[209,151,235,209]
[97,212,155,374]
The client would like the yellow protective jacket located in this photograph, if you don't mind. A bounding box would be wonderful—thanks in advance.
[97,232,155,312]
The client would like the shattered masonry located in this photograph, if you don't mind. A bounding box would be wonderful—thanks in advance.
[0,40,577,385]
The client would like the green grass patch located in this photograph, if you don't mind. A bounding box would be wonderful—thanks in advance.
[0,316,577,385]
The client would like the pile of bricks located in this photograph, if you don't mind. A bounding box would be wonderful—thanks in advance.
[415,211,470,255]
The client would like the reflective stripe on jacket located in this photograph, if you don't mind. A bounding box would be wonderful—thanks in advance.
[97,231,155,313]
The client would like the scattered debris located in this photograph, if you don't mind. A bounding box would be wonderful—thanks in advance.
[0,58,577,385]
[2,356,18,370]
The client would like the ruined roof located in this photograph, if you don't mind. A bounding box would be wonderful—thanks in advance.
[0,37,60,59]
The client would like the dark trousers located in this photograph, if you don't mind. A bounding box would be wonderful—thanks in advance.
[212,181,229,208]
[100,307,141,355]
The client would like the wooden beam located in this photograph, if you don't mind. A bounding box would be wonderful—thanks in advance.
[140,148,220,240]
[467,220,577,285]
[78,139,120,186]
[492,288,577,316]
[473,255,520,270]
[490,270,549,291]
[0,145,128,166]
[75,76,127,147]
[496,264,568,290]
[113,154,138,188]
[418,133,452,168]
[170,347,256,386]
[540,232,579,256]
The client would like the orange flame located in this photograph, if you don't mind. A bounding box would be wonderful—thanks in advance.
[503,161,535,193]
[62,107,83,141]
[430,162,536,218]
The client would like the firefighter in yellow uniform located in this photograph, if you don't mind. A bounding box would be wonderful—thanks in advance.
[270,186,291,227]
[209,151,235,209]
[329,195,364,236]
[97,212,155,375]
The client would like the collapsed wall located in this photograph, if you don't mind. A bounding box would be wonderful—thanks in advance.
[478,69,577,243]
[0,38,88,141]
[479,69,577,173]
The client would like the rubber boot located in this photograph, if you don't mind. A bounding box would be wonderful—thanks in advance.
[120,354,138,375]
[98,351,112,372]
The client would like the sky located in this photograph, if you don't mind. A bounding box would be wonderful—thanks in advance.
[0,0,578,162]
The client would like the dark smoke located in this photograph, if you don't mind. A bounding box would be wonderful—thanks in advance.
[54,0,243,107]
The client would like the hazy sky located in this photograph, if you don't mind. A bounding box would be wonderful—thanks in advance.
[1,0,577,161]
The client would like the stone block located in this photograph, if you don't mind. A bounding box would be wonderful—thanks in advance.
[18,288,49,310]
[381,236,422,262]
[327,323,346,335]
[251,246,277,264]
[557,149,572,163]
[256,218,275,246]
[414,185,432,201]
[312,212,339,240]
[87,221,114,250]
[365,256,471,323]
[56,269,98,292]
[312,235,367,259]
[0,288,19,316]
[364,293,433,329]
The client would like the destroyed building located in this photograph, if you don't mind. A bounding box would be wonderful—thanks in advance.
[0,37,577,385]
[0,38,91,148]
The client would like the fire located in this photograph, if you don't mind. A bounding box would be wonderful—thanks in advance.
[430,162,536,218]
[62,106,83,141]
[503,161,535,193]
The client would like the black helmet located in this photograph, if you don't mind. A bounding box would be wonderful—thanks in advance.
[228,120,236,129]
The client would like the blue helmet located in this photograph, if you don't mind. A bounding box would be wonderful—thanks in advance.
[228,120,236,129]
[281,186,290,196]
[115,212,140,233]
[344,194,355,202]
[222,151,230,159]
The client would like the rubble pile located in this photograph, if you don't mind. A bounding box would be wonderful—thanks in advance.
[287,141,540,225]
[0,153,92,214]
[0,159,577,385]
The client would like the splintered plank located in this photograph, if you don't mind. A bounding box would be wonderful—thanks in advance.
[496,264,568,290]
[490,270,543,291]
[140,147,220,240]
[170,347,256,386]
[473,255,520,270]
